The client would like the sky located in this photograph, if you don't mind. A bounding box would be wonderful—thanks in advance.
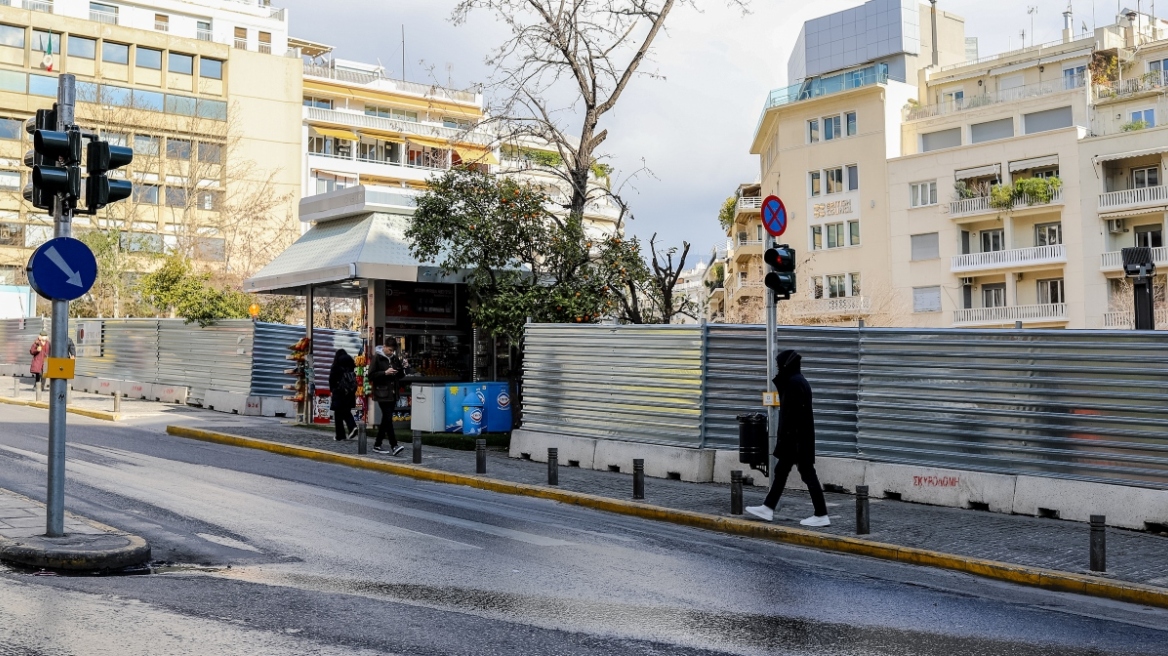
[278,0,1125,266]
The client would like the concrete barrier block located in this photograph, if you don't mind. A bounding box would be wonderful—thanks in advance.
[711,449,770,487]
[862,462,1016,513]
[119,380,151,400]
[1012,475,1168,530]
[0,364,17,376]
[243,396,263,416]
[778,456,870,493]
[0,377,15,396]
[508,429,598,470]
[204,390,247,415]
[93,378,120,397]
[592,439,715,483]
[71,375,95,393]
[153,384,189,405]
[260,397,296,418]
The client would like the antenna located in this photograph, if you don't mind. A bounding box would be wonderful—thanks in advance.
[401,25,406,82]
[1028,6,1039,47]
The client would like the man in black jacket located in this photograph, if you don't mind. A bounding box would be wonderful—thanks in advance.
[746,349,831,527]
[369,337,405,455]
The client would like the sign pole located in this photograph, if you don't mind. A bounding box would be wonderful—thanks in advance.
[45,74,75,538]
[765,236,777,478]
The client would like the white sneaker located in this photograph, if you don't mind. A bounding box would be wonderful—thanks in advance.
[800,515,831,527]
[745,505,774,522]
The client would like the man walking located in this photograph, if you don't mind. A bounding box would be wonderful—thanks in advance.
[369,337,405,456]
[746,349,831,527]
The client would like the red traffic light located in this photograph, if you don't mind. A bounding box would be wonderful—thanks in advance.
[764,244,797,299]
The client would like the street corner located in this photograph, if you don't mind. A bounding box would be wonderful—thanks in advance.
[0,531,151,572]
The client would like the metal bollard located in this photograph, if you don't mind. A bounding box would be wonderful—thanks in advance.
[112,392,121,414]
[357,421,367,455]
[35,384,41,403]
[547,447,559,486]
[730,470,743,515]
[412,431,422,464]
[633,459,645,500]
[476,438,487,474]
[1090,515,1106,572]
[1015,320,1023,329]
[855,485,870,535]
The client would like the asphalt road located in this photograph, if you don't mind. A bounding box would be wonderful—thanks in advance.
[0,405,1165,656]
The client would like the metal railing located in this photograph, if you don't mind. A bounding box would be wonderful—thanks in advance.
[949,188,1062,217]
[233,37,248,49]
[154,19,169,32]
[736,238,763,247]
[951,244,1066,273]
[758,64,889,131]
[197,29,213,41]
[309,150,449,172]
[305,106,495,146]
[936,37,1089,73]
[1099,184,1168,211]
[737,196,762,211]
[1102,246,1168,270]
[1103,308,1168,328]
[908,75,1086,121]
[1097,69,1168,101]
[792,296,871,317]
[89,9,117,24]
[25,0,51,12]
[953,303,1067,324]
[303,63,480,104]
[258,42,272,54]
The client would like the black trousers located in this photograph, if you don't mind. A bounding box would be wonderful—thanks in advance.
[375,401,397,448]
[763,458,829,517]
[333,404,356,440]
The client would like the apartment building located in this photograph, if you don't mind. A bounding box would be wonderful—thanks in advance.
[705,239,727,322]
[721,182,764,323]
[0,0,302,286]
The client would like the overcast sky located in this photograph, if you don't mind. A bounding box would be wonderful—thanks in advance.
[279,0,1123,265]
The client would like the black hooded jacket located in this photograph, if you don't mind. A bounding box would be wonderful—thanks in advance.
[771,349,815,463]
[328,349,357,412]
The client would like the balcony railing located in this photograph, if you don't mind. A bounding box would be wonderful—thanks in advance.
[197,29,213,41]
[949,188,1062,218]
[310,150,448,171]
[155,20,169,31]
[757,64,889,132]
[258,43,272,54]
[737,196,762,211]
[1101,246,1168,270]
[305,106,494,146]
[1098,184,1168,212]
[793,296,871,317]
[951,244,1066,273]
[907,75,1085,121]
[303,63,480,104]
[26,0,51,12]
[1103,308,1168,328]
[1097,70,1168,102]
[953,303,1068,325]
[89,9,118,24]
[234,37,248,49]
[937,37,1088,73]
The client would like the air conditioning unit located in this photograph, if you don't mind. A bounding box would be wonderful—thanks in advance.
[1107,218,1128,234]
[960,277,975,285]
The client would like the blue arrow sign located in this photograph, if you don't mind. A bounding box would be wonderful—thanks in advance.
[27,237,97,301]
[762,195,787,237]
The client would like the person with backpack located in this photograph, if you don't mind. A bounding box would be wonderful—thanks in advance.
[369,337,405,455]
[329,348,358,441]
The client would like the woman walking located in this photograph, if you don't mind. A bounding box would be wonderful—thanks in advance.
[329,348,358,441]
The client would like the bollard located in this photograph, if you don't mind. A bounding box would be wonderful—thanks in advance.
[856,485,870,535]
[476,438,487,474]
[412,431,422,464]
[112,392,121,415]
[1090,515,1106,572]
[35,384,41,403]
[1015,321,1023,329]
[357,421,367,455]
[730,470,743,515]
[633,459,645,500]
[547,447,559,486]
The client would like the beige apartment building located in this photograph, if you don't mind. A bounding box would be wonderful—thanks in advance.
[0,0,302,290]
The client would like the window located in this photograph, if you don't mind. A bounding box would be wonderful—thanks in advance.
[313,172,355,195]
[200,57,224,80]
[807,118,819,143]
[981,229,1004,253]
[1023,106,1073,134]
[1135,224,1163,248]
[1133,166,1160,189]
[196,190,222,211]
[102,41,129,65]
[234,27,247,49]
[823,114,841,140]
[1037,279,1064,304]
[846,111,857,136]
[28,75,57,97]
[911,233,939,261]
[155,14,169,31]
[910,181,938,207]
[0,24,24,49]
[850,272,861,297]
[68,35,96,59]
[166,138,192,160]
[847,220,860,246]
[824,167,844,194]
[1151,59,1168,73]
[846,165,859,191]
[1131,108,1155,128]
[258,31,271,53]
[364,105,418,122]
[196,99,227,120]
[304,96,332,109]
[756,224,764,241]
[442,117,472,129]
[168,52,193,75]
[1035,223,1062,246]
[197,21,211,39]
[971,118,1014,143]
[101,84,131,106]
[133,89,163,111]
[922,128,961,152]
[810,225,822,250]
[165,187,187,207]
[825,222,845,248]
[1063,65,1086,88]
[983,284,1007,308]
[942,88,964,107]
[165,94,196,116]
[0,118,20,140]
[0,170,19,189]
[103,131,128,147]
[0,222,23,247]
[808,170,821,197]
[913,286,942,313]
[31,30,59,56]
[0,70,23,93]
[826,274,847,298]
[134,134,159,156]
[133,184,159,204]
[197,142,221,163]
[136,47,162,70]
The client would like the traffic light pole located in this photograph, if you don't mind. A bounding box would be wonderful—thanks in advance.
[765,238,778,478]
[45,74,75,538]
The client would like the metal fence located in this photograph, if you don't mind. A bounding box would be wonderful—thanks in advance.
[251,323,363,397]
[522,323,1168,489]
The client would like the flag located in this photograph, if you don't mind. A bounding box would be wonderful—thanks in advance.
[44,36,53,72]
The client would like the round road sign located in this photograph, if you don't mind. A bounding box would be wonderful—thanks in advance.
[26,237,98,301]
[762,195,787,237]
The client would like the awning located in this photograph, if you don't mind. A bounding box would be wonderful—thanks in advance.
[1094,145,1168,164]
[312,127,357,141]
[455,146,499,164]
[407,135,450,149]
[989,61,1031,77]
[1039,48,1092,65]
[1009,155,1059,172]
[1100,206,1168,220]
[955,163,1001,180]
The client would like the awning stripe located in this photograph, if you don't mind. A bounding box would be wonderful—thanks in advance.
[1094,146,1168,163]
[312,127,357,141]
[1100,206,1167,220]
[1009,155,1059,172]
[955,163,1001,180]
[406,135,450,149]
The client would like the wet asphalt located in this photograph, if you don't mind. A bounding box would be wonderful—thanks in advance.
[0,405,1165,656]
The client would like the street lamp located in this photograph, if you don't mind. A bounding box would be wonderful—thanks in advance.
[248,303,261,321]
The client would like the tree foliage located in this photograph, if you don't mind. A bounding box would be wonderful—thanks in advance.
[717,195,737,231]
[135,255,295,327]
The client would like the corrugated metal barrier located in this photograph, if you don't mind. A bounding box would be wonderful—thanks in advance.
[252,323,363,396]
[522,323,1168,489]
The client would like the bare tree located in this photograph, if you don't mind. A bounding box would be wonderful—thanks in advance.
[1107,277,1167,329]
[648,234,696,323]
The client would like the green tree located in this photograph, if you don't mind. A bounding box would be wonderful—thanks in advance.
[718,196,737,231]
[136,254,294,327]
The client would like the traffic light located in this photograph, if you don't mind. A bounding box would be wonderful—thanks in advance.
[764,244,797,300]
[22,106,58,210]
[85,140,133,212]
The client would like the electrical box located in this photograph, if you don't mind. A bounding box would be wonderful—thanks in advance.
[410,384,447,433]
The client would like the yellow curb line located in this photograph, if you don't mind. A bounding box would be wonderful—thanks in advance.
[0,396,120,422]
[165,424,1168,610]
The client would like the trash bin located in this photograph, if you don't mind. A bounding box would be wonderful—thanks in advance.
[737,413,768,467]
[462,402,485,436]
[483,381,512,433]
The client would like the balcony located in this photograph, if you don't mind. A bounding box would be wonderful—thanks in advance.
[89,9,118,24]
[197,29,213,42]
[26,0,51,11]
[953,303,1068,326]
[154,19,169,32]
[951,244,1066,274]
[1101,246,1168,272]
[792,296,871,318]
[258,42,272,54]
[737,196,762,212]
[906,75,1085,121]
[1098,185,1168,214]
[1103,308,1168,329]
[306,106,494,147]
[734,239,763,262]
[1096,70,1168,103]
[758,63,889,131]
[727,280,763,300]
[949,188,1062,218]
[304,63,480,104]
[234,37,248,49]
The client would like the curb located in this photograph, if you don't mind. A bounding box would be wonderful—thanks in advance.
[165,424,1168,610]
[0,490,150,571]
[0,396,120,422]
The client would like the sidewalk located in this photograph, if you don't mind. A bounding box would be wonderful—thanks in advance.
[0,376,186,419]
[174,420,1168,591]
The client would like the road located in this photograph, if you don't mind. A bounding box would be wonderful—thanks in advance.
[0,404,1164,656]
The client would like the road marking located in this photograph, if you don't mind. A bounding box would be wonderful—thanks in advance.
[197,533,262,553]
